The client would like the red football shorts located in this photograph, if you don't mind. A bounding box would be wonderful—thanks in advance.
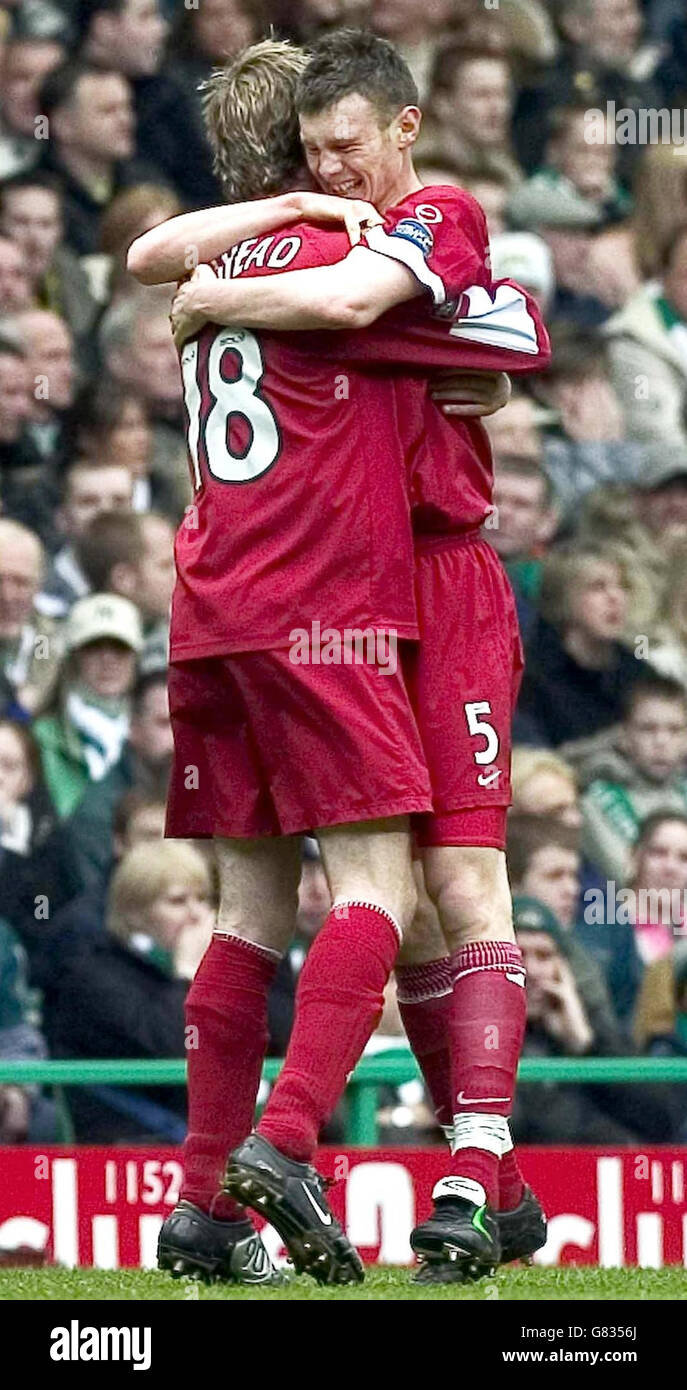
[405,532,524,851]
[165,645,432,839]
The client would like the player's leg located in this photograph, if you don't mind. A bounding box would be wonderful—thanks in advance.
[395,863,453,1136]
[224,649,430,1281]
[160,657,301,1282]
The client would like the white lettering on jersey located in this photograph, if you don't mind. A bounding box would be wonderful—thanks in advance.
[215,234,302,279]
[414,203,443,225]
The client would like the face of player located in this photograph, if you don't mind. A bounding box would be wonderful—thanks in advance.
[2,40,64,135]
[634,821,687,896]
[0,724,33,808]
[61,465,133,537]
[517,930,564,1024]
[516,771,582,828]
[75,638,137,700]
[519,847,580,929]
[0,237,32,315]
[622,697,687,784]
[60,73,134,163]
[567,560,627,643]
[146,881,214,952]
[130,681,174,768]
[137,516,176,621]
[300,92,421,214]
[491,469,549,559]
[0,353,32,443]
[1,188,62,282]
[0,532,42,636]
[438,58,512,149]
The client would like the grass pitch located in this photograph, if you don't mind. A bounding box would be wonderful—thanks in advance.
[0,1266,685,1301]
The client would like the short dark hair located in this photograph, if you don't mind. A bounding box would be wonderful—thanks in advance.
[39,59,110,120]
[429,43,509,102]
[297,28,419,124]
[635,809,687,851]
[623,671,687,721]
[507,813,580,887]
[0,170,63,211]
[75,511,144,591]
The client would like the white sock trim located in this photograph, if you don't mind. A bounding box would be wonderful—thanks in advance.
[432,1176,487,1206]
[331,897,403,944]
[212,928,282,961]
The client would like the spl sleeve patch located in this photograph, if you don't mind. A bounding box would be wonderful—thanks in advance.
[390,218,434,259]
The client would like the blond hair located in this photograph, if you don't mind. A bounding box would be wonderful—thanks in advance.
[633,144,687,280]
[511,747,577,808]
[201,39,307,203]
[107,841,211,944]
[540,541,651,636]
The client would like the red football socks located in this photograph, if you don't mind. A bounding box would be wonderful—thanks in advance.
[447,940,527,1208]
[258,902,400,1162]
[181,932,279,1222]
[396,958,453,1130]
[499,1144,526,1212]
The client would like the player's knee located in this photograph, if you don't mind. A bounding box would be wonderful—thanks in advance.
[427,849,513,948]
[397,892,446,965]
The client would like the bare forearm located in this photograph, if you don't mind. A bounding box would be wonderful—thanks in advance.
[127,192,303,285]
[187,265,364,331]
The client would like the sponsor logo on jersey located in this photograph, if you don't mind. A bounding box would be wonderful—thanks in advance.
[391,218,434,258]
[476,767,502,788]
[414,203,443,225]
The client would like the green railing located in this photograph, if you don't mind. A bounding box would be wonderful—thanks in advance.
[2,1053,687,1144]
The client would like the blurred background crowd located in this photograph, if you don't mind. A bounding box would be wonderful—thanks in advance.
[2,0,687,1149]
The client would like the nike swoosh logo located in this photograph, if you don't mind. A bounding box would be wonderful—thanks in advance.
[456,1091,511,1105]
[477,768,502,787]
[302,1184,332,1226]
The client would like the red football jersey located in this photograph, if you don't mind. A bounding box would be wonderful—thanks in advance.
[308,183,550,533]
[171,222,417,662]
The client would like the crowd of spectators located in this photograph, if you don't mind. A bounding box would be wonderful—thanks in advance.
[2,0,687,1149]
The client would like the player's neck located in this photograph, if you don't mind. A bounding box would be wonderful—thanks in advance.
[378,161,423,214]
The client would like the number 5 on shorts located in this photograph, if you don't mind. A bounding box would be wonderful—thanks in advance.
[464,700,499,766]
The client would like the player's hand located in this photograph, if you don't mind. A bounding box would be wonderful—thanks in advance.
[431,370,512,417]
[293,191,383,245]
[169,264,216,349]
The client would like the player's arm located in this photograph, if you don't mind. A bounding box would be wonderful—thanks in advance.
[126,193,381,285]
[169,244,422,337]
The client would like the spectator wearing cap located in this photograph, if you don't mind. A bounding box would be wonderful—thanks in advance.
[0,518,61,718]
[510,894,673,1143]
[516,542,642,748]
[606,223,687,451]
[489,230,554,315]
[580,674,687,883]
[37,59,158,256]
[76,0,220,208]
[0,27,65,181]
[65,665,173,891]
[32,592,142,818]
[43,841,214,1142]
[0,173,100,354]
[35,456,134,621]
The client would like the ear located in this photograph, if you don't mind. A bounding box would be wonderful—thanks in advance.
[396,105,422,149]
